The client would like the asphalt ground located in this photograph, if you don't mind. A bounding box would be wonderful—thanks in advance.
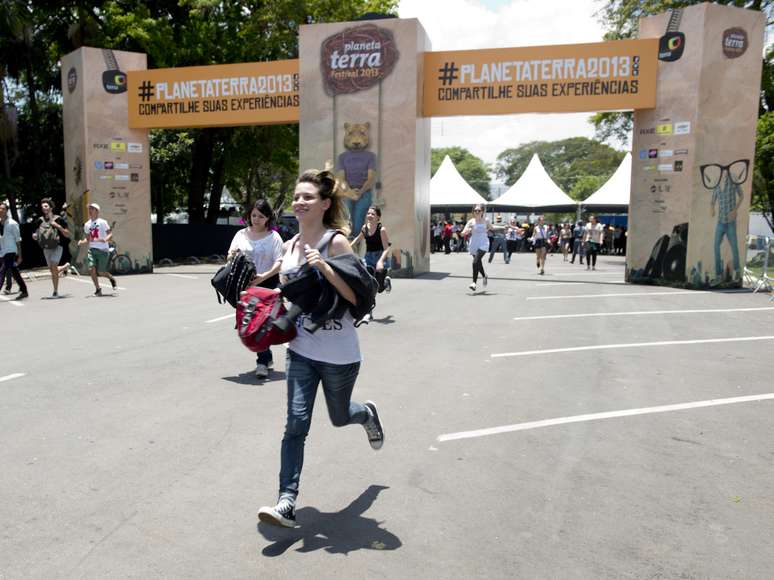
[2,250,774,579]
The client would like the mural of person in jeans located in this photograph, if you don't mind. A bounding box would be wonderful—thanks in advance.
[702,159,748,280]
[336,122,376,236]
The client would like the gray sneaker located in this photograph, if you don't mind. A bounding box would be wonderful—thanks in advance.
[255,364,269,379]
[363,401,384,450]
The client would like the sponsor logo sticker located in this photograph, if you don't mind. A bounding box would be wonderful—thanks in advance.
[659,149,673,158]
[115,174,130,181]
[95,161,104,170]
[110,142,126,152]
[674,160,683,172]
[131,173,139,182]
[127,143,143,153]
[99,175,114,180]
[656,123,673,135]
[648,149,658,159]
[675,149,689,155]
[639,149,648,160]
[674,121,691,135]
[658,163,673,172]
[104,161,114,170]
[114,162,129,170]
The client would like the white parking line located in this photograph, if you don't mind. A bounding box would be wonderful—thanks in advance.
[513,306,774,321]
[0,373,26,383]
[437,392,774,442]
[491,335,774,358]
[0,295,24,307]
[550,271,625,277]
[205,314,233,324]
[162,274,199,280]
[526,290,697,300]
[63,277,126,290]
[535,281,626,287]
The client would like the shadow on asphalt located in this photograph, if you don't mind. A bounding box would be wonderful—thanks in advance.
[413,271,450,280]
[370,314,395,324]
[257,485,401,556]
[446,274,623,287]
[222,370,287,385]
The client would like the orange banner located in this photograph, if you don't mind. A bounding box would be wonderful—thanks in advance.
[127,60,299,129]
[423,39,658,117]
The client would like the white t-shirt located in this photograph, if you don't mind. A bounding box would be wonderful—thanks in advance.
[586,223,605,244]
[228,228,283,274]
[280,231,361,365]
[84,218,110,251]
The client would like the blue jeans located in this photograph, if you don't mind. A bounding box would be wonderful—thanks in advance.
[714,220,740,277]
[346,189,373,236]
[279,349,367,498]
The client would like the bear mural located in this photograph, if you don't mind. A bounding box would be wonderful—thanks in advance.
[336,122,377,236]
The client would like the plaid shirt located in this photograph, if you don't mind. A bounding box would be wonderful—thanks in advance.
[711,177,743,223]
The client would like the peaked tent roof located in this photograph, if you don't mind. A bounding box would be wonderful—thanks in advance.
[430,155,488,208]
[581,152,631,212]
[491,154,576,212]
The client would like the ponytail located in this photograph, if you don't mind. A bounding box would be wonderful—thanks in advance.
[297,169,351,236]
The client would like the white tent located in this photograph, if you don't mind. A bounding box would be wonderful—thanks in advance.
[581,152,631,212]
[491,154,576,212]
[430,155,488,209]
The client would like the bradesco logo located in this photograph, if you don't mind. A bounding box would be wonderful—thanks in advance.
[320,24,399,96]
[658,32,685,62]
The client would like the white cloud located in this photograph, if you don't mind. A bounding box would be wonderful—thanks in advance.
[398,0,620,175]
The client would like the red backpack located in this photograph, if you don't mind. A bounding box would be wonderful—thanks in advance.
[236,287,297,352]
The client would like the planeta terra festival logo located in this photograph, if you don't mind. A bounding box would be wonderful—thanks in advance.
[722,28,748,58]
[67,67,77,93]
[320,24,399,96]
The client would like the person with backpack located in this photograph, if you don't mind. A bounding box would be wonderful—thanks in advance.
[32,198,71,298]
[0,200,28,300]
[227,198,284,380]
[77,203,117,296]
[257,169,384,529]
[350,205,392,294]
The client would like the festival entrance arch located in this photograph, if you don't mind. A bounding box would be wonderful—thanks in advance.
[61,3,763,288]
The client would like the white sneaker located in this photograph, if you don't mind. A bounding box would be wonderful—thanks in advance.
[483,275,488,287]
[468,283,476,291]
[384,276,392,293]
[255,364,268,379]
[258,497,297,528]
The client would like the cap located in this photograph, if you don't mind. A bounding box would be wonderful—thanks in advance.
[88,203,100,211]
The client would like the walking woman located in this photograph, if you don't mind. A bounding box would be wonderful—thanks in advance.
[228,198,284,379]
[461,204,491,291]
[258,169,384,528]
[504,217,521,264]
[584,215,605,270]
[350,206,392,293]
[559,222,572,262]
[531,215,548,275]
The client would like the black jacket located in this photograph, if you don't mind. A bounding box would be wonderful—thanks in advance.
[275,253,377,333]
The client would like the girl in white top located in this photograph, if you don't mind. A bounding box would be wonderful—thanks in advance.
[257,169,384,529]
[228,198,284,379]
[461,204,492,292]
[531,215,549,275]
[583,215,605,270]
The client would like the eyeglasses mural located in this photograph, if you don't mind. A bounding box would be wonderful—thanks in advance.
[699,159,749,189]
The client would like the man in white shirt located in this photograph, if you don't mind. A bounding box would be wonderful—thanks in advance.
[0,201,28,300]
[78,203,117,296]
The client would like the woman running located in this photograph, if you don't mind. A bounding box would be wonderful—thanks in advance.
[583,214,605,270]
[228,199,284,379]
[531,215,548,275]
[257,169,384,528]
[461,204,491,292]
[350,206,392,294]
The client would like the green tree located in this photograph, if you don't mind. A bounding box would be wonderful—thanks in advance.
[754,112,774,229]
[495,137,625,200]
[431,146,491,198]
[591,1,774,145]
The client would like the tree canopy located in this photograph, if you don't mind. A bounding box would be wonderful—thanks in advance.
[431,146,491,199]
[495,137,625,201]
[0,0,398,222]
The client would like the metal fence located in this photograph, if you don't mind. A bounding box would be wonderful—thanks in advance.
[744,235,773,295]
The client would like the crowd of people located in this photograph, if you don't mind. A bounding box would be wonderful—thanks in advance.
[431,206,628,288]
[431,214,627,261]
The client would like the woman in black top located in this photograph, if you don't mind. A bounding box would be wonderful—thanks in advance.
[351,206,392,293]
